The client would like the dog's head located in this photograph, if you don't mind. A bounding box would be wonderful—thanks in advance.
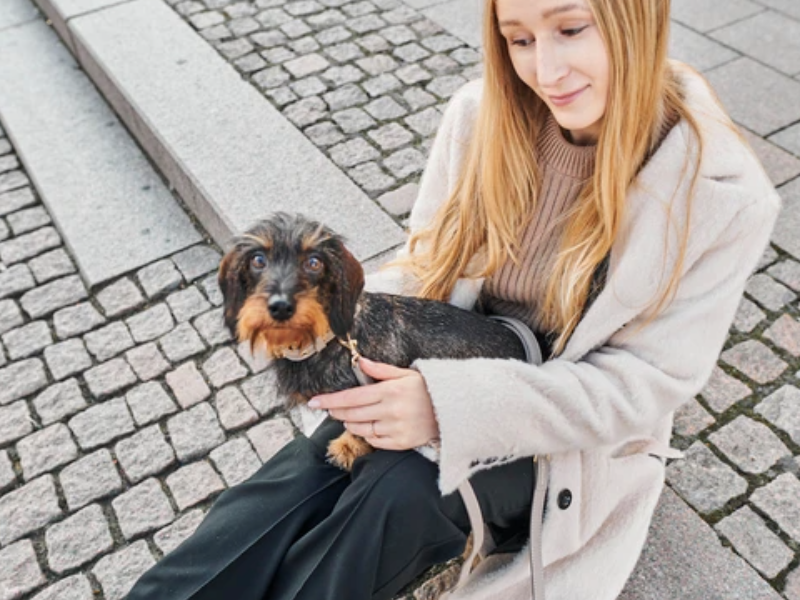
[218,213,365,358]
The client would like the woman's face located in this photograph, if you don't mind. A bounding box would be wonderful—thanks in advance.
[496,0,609,145]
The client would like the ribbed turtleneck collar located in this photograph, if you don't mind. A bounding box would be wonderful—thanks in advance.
[537,112,597,181]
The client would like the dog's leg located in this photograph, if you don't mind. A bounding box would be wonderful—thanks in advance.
[327,431,374,470]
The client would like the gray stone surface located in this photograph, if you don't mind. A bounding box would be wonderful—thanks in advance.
[711,10,800,76]
[68,0,403,258]
[708,416,790,474]
[167,402,226,460]
[715,506,793,579]
[773,178,800,261]
[166,460,225,509]
[153,508,204,556]
[756,385,800,445]
[159,322,207,362]
[670,0,764,33]
[240,370,284,415]
[202,346,249,388]
[17,423,79,480]
[53,302,106,339]
[0,540,45,600]
[92,540,155,600]
[0,400,34,446]
[247,416,295,462]
[28,248,75,283]
[193,307,233,345]
[60,449,122,510]
[115,424,176,483]
[666,442,748,514]
[0,0,41,30]
[746,273,797,311]
[112,478,175,539]
[0,264,35,299]
[43,337,92,380]
[96,277,145,317]
[167,286,211,323]
[127,303,175,342]
[672,398,715,438]
[83,357,137,398]
[0,187,36,217]
[751,474,800,540]
[619,488,783,600]
[125,381,178,426]
[166,361,212,408]
[0,19,201,286]
[0,358,47,405]
[741,128,800,187]
[768,260,800,292]
[210,437,261,485]
[137,260,183,298]
[0,450,15,493]
[68,396,135,449]
[84,321,135,362]
[19,275,88,318]
[30,575,94,600]
[733,297,766,333]
[45,504,113,573]
[0,475,61,545]
[126,342,170,380]
[2,320,51,359]
[764,314,800,356]
[0,226,60,265]
[669,21,739,73]
[0,300,23,336]
[33,378,86,425]
[214,386,259,430]
[721,340,788,384]
[7,207,52,235]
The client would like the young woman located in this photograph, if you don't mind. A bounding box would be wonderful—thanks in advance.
[128,0,779,598]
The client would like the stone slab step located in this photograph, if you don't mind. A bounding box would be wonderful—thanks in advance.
[620,487,783,600]
[36,0,405,260]
[0,7,202,287]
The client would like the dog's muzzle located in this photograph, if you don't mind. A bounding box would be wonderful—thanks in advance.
[268,295,295,321]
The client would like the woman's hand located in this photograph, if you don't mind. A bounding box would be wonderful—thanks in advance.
[307,358,440,451]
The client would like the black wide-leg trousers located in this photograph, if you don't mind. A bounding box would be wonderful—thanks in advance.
[128,419,535,600]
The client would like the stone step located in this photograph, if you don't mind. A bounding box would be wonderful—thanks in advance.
[32,0,405,261]
[0,4,202,287]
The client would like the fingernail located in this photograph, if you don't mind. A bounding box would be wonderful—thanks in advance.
[308,398,320,409]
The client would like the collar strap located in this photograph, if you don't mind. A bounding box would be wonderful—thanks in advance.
[338,334,375,386]
[278,330,337,361]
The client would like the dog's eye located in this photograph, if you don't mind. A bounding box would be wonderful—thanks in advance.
[304,256,323,274]
[250,253,267,270]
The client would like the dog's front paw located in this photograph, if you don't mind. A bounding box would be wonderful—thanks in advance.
[327,431,374,471]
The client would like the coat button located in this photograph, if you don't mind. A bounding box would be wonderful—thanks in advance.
[557,489,572,510]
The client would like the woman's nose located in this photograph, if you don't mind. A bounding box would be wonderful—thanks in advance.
[536,42,569,88]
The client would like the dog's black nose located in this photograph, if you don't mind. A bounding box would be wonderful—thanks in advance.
[268,297,295,321]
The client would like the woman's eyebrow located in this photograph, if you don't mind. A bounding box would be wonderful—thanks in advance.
[498,3,589,28]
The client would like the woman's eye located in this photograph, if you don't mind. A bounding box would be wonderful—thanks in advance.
[511,38,534,47]
[562,25,588,37]
[250,253,267,270]
[304,256,323,273]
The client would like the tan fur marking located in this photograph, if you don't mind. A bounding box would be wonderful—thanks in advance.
[327,431,373,471]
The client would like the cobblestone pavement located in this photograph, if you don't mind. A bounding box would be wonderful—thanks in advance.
[1,0,800,599]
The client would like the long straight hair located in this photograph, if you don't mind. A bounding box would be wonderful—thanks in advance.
[397,0,704,355]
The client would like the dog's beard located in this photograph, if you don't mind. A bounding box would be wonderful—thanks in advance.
[237,291,332,359]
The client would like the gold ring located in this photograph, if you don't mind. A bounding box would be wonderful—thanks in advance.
[371,421,378,438]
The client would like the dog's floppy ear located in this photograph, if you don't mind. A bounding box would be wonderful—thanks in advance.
[327,241,364,337]
[218,247,249,336]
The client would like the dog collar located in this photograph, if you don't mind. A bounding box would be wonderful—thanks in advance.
[278,331,337,362]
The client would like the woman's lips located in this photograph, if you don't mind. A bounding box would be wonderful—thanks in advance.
[548,86,588,107]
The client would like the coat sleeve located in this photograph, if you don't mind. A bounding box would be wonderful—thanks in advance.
[414,192,780,493]
[364,81,482,299]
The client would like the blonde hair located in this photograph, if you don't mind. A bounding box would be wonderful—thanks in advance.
[395,0,704,356]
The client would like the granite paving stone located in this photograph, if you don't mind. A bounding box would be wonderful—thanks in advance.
[0,218,10,242]
[113,478,175,539]
[363,73,402,96]
[0,139,10,156]
[746,273,797,311]
[0,540,44,600]
[405,106,442,136]
[383,146,426,177]
[396,62,432,84]
[210,437,262,485]
[114,424,176,483]
[768,260,800,292]
[27,248,76,284]
[159,322,207,362]
[666,441,748,514]
[741,128,800,187]
[0,300,23,336]
[721,340,788,384]
[235,52,268,72]
[214,386,260,430]
[0,171,30,196]
[96,278,146,317]
[0,226,61,265]
[19,275,88,319]
[166,362,212,408]
[33,379,86,425]
[733,297,766,333]
[53,302,106,339]
[30,575,94,600]
[673,398,715,438]
[705,58,800,136]
[0,401,34,446]
[0,358,47,405]
[323,84,368,110]
[17,423,79,480]
[764,314,800,356]
[0,475,62,545]
[69,397,136,449]
[769,122,800,159]
[92,540,156,600]
[137,260,183,298]
[348,161,395,192]
[45,504,113,573]
[127,304,175,342]
[330,137,380,167]
[787,567,800,600]
[758,246,780,271]
[247,417,296,462]
[2,320,52,360]
[756,385,800,445]
[241,370,284,414]
[190,10,225,28]
[172,245,221,282]
[751,473,800,540]
[194,308,233,344]
[154,509,205,556]
[0,450,15,493]
[394,42,430,63]
[326,42,365,63]
[0,263,35,299]
[305,121,346,146]
[168,402,226,461]
[167,287,211,323]
[670,0,764,32]
[60,449,123,510]
[44,338,92,380]
[377,181,417,215]
[199,274,223,306]
[166,460,225,510]
[709,416,790,474]
[773,178,800,261]
[125,343,171,381]
[715,506,793,579]
[6,206,51,236]
[83,358,138,398]
[333,107,377,133]
[216,38,255,59]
